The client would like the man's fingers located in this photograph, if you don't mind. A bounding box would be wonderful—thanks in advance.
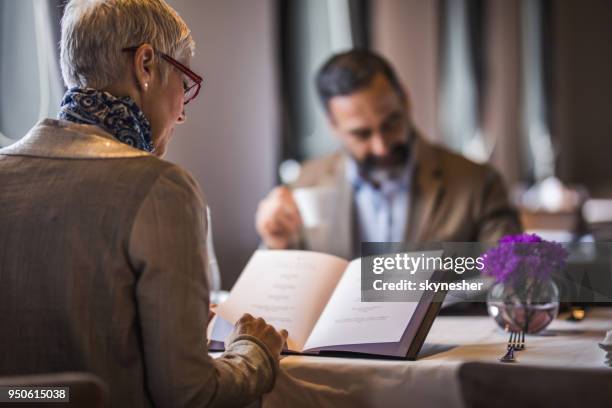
[279,329,289,339]
[240,313,254,322]
[279,206,302,227]
[265,215,298,237]
[271,186,292,199]
[271,187,300,218]
[281,203,301,225]
[275,212,301,233]
[257,186,302,236]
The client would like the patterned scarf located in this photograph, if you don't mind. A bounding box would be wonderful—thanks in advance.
[58,87,154,153]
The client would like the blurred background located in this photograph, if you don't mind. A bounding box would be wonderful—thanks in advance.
[1,0,611,288]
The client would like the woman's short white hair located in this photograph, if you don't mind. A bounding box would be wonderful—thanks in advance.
[60,0,195,89]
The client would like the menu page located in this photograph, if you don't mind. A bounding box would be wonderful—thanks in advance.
[303,252,440,351]
[215,250,348,351]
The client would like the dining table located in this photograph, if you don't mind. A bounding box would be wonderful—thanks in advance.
[252,307,612,408]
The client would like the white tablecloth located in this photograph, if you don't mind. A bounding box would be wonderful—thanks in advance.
[261,308,612,408]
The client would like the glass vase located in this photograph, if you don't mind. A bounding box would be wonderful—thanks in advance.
[487,278,560,334]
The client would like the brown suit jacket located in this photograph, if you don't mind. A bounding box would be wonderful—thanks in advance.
[293,134,522,259]
[0,119,276,407]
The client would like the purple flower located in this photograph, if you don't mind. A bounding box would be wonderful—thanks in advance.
[482,233,568,284]
[499,233,542,244]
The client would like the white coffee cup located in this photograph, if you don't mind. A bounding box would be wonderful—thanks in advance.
[292,187,337,228]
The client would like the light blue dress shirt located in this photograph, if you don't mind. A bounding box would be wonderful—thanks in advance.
[346,157,413,243]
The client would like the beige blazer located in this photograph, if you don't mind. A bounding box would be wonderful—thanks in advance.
[0,119,276,407]
[292,134,522,259]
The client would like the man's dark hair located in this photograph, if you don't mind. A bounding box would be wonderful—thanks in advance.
[315,49,406,112]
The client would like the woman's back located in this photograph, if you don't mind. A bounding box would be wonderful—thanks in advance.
[0,119,201,407]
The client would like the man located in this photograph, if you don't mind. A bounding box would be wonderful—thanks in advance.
[256,50,521,259]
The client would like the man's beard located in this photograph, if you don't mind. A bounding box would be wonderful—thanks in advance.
[356,142,410,186]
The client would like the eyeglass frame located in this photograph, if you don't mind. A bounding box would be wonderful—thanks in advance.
[122,46,203,105]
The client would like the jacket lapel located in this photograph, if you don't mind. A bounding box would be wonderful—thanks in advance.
[405,136,445,243]
[328,155,355,259]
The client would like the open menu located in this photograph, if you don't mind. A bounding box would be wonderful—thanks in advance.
[209,249,447,359]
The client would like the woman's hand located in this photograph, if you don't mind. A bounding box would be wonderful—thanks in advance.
[226,313,288,358]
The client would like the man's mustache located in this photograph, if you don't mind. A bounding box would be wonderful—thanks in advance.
[359,143,410,172]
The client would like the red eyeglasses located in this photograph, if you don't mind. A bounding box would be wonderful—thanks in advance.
[122,46,203,105]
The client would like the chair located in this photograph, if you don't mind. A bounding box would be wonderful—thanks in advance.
[458,362,612,408]
[0,372,108,408]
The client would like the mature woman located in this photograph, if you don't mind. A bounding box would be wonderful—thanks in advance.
[0,1,285,406]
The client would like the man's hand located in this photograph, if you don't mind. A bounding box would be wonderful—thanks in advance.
[226,313,288,357]
[255,186,302,249]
